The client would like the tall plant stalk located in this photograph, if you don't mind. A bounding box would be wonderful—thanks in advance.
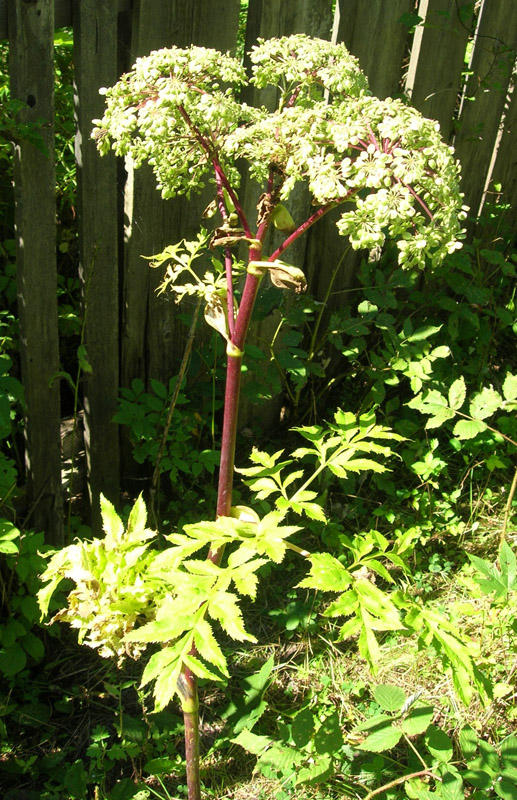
[90,36,468,799]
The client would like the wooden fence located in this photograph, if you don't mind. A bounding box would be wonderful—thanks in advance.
[1,0,516,542]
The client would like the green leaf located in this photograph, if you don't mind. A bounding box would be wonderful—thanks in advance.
[354,580,403,629]
[297,552,352,592]
[193,618,229,675]
[501,733,517,768]
[502,373,517,403]
[183,653,224,683]
[0,643,27,676]
[207,591,256,643]
[458,724,478,759]
[314,710,343,755]
[21,632,44,660]
[144,757,178,775]
[295,753,333,786]
[291,707,314,748]
[462,768,492,789]
[469,387,502,420]
[440,767,464,800]
[400,705,434,736]
[140,644,183,690]
[232,729,272,756]
[100,494,124,547]
[404,324,442,342]
[373,684,406,713]
[77,344,93,374]
[425,725,453,763]
[453,418,486,439]
[448,377,466,410]
[495,779,517,800]
[357,723,402,752]
[500,543,517,590]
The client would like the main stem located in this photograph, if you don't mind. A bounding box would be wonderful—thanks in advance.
[179,238,265,800]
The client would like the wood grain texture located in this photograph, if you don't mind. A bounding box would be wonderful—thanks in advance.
[334,0,412,100]
[74,0,120,528]
[454,0,517,216]
[9,0,62,543]
[406,0,474,139]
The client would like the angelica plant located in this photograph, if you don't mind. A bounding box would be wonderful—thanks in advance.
[43,35,468,800]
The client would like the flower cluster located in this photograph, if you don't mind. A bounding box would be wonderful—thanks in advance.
[94,35,467,268]
[250,34,369,104]
[93,45,250,198]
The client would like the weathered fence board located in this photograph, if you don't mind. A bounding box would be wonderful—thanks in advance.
[333,0,412,100]
[454,0,517,217]
[0,0,131,40]
[490,84,517,233]
[121,0,240,395]
[8,0,62,543]
[407,0,474,139]
[74,0,120,528]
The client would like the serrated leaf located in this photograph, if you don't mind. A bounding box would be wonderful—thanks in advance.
[373,684,406,712]
[100,494,124,547]
[358,622,380,667]
[193,618,229,675]
[295,753,333,786]
[440,768,464,800]
[140,641,184,688]
[453,418,486,439]
[183,653,224,683]
[145,651,185,712]
[354,580,402,629]
[314,710,344,754]
[425,725,453,763]
[126,493,150,540]
[448,377,466,410]
[259,742,304,772]
[232,729,272,756]
[207,591,256,642]
[500,733,517,767]
[494,777,517,800]
[296,553,352,592]
[458,724,478,759]
[292,707,315,748]
[503,373,517,403]
[469,387,502,420]
[357,723,402,752]
[337,615,362,641]
[401,705,434,736]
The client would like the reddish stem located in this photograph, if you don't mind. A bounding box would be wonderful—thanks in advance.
[268,202,338,262]
[394,175,434,220]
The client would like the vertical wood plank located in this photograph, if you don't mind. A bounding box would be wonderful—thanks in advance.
[454,0,517,217]
[487,81,517,234]
[406,0,474,139]
[333,0,412,99]
[74,1,120,527]
[121,1,240,482]
[122,0,240,389]
[8,0,63,543]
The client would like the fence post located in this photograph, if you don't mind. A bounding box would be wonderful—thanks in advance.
[120,1,240,488]
[8,0,63,544]
[454,0,517,217]
[74,0,120,530]
[406,0,474,139]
